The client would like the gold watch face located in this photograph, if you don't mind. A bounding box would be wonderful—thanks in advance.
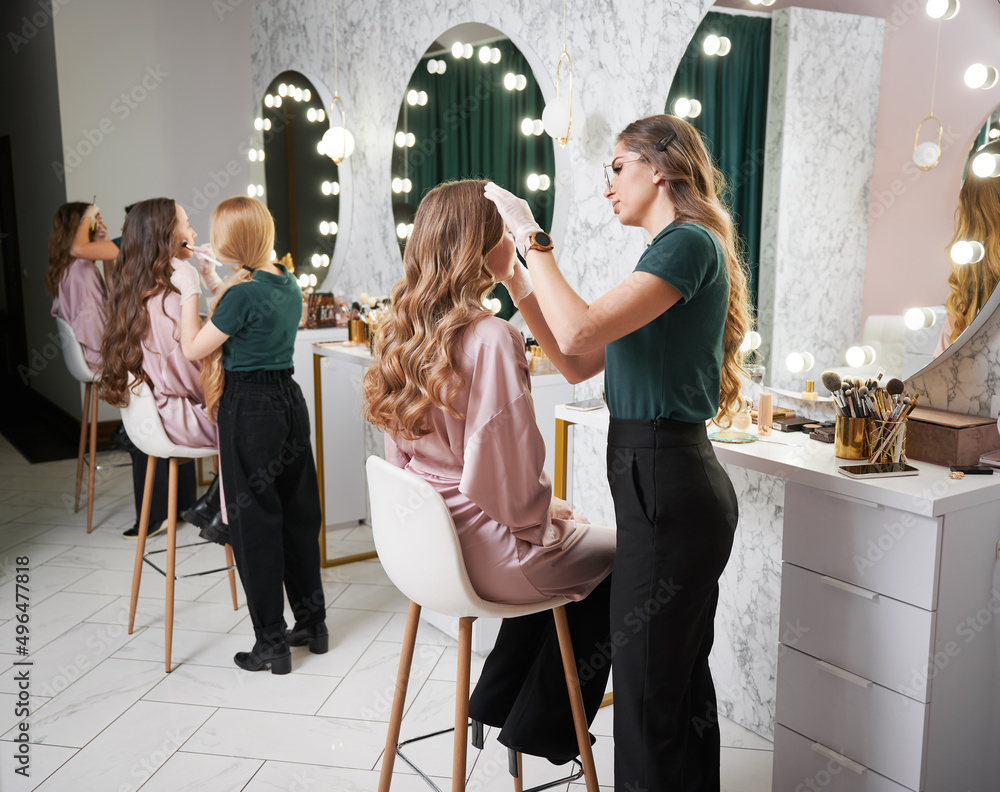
[531,232,552,249]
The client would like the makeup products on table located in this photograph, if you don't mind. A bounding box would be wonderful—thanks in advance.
[800,380,818,400]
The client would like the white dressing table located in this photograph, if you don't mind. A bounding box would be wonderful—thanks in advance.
[554,404,1000,791]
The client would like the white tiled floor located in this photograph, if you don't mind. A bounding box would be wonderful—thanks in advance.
[0,435,773,791]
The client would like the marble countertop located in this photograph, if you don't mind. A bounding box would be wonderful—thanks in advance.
[554,405,1000,518]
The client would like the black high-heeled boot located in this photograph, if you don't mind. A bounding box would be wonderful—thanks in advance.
[234,638,291,674]
[285,622,328,654]
[183,475,220,529]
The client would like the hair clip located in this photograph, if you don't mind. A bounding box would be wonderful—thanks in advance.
[654,131,677,152]
[242,264,255,274]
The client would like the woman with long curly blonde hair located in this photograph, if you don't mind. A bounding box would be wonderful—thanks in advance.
[363,179,614,766]
[484,114,750,791]
[177,196,325,676]
[935,143,1000,355]
[97,197,223,538]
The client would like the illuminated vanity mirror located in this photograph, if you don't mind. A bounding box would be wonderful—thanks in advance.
[933,107,1000,358]
[392,23,555,320]
[260,71,340,291]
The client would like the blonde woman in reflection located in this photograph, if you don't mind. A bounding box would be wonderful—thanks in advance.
[363,180,614,766]
[935,141,1000,356]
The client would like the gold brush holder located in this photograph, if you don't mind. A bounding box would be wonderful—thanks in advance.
[868,418,908,465]
[348,318,369,344]
[834,416,869,459]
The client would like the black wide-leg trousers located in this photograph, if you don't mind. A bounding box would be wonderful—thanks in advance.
[607,418,738,792]
[217,369,325,645]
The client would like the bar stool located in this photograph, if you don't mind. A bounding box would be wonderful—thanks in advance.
[121,378,238,673]
[55,317,100,533]
[366,456,600,792]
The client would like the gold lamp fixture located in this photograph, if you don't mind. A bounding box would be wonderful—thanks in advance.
[321,0,355,165]
[913,18,945,171]
[541,0,578,147]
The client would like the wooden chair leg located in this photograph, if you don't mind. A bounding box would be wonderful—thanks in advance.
[165,458,178,673]
[128,456,157,634]
[74,382,90,513]
[453,616,474,792]
[86,383,98,533]
[378,600,421,792]
[513,752,523,792]
[224,544,238,610]
[553,606,599,792]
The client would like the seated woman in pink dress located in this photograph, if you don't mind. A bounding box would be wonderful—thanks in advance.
[46,202,119,370]
[98,197,226,539]
[363,179,614,765]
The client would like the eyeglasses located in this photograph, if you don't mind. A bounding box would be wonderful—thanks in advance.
[603,157,644,191]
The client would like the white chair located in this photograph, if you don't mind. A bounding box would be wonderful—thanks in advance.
[366,456,599,792]
[55,317,100,534]
[121,378,238,673]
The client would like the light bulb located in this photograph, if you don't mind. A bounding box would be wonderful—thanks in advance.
[321,126,355,164]
[317,109,325,123]
[406,90,418,106]
[311,253,321,266]
[407,223,414,235]
[402,178,412,193]
[991,128,1000,140]
[249,149,257,162]
[504,73,517,90]
[247,184,256,197]
[307,107,317,122]
[418,91,428,106]
[319,221,329,235]
[926,0,959,19]
[317,140,326,155]
[303,89,311,102]
[331,182,340,195]
[463,44,473,59]
[521,118,534,136]
[526,173,540,191]
[406,132,415,147]
[703,35,721,56]
[309,274,318,287]
[515,74,527,91]
[845,345,876,367]
[451,42,463,59]
[673,98,691,118]
[278,84,287,96]
[437,61,447,75]
[740,331,762,352]
[391,178,402,193]
[542,95,572,142]
[538,175,551,190]
[532,119,544,136]
[491,48,501,64]
[321,181,331,195]
[321,254,330,266]
[264,95,274,107]
[964,63,999,90]
[294,88,303,102]
[396,223,408,239]
[972,151,1000,177]
[913,140,940,169]
[258,149,265,160]
[395,131,406,147]
[254,117,263,130]
[328,223,338,235]
[950,240,986,264]
[256,184,263,195]
[263,118,271,131]
[428,59,438,74]
[904,307,937,330]
[273,95,282,108]
[479,46,491,64]
[687,99,703,119]
[786,351,815,373]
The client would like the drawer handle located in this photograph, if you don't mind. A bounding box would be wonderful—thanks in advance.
[810,742,869,775]
[817,659,874,689]
[821,575,880,601]
[823,491,882,510]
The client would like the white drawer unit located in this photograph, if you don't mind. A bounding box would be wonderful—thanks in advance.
[775,646,926,791]
[778,562,935,700]
[783,481,941,609]
[772,724,913,792]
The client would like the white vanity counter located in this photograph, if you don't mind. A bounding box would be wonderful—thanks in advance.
[555,405,1000,792]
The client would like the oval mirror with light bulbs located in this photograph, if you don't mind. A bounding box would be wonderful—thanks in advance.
[391,23,555,320]
[259,71,340,292]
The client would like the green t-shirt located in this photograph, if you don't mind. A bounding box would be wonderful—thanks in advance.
[604,221,729,422]
[210,265,302,372]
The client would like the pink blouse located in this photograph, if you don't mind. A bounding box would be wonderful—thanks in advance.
[386,316,614,605]
[140,279,216,451]
[50,258,107,372]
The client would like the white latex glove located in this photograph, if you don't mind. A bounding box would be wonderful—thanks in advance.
[170,258,202,305]
[501,258,533,308]
[484,182,541,257]
[190,243,224,293]
[81,204,99,229]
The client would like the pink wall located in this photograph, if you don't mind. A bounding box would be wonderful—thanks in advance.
[715,0,1000,327]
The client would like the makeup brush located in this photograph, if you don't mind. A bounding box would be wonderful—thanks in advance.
[886,378,905,403]
[182,240,224,268]
[820,371,846,415]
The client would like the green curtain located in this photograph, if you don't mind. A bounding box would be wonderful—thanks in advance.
[394,39,555,319]
[666,12,770,309]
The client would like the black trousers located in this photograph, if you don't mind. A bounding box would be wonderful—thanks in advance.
[120,427,196,528]
[217,369,325,645]
[606,418,738,792]
[468,574,612,764]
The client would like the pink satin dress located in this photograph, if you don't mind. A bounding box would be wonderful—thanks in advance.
[385,316,614,605]
[51,258,107,371]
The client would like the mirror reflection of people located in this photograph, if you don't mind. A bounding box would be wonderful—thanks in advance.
[46,202,118,370]
[177,197,326,675]
[362,180,614,764]
[484,114,749,791]
[98,198,222,539]
[935,140,1000,357]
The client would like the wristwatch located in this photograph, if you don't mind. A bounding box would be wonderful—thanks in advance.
[526,231,554,252]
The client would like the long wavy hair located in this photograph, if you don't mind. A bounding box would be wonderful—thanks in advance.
[363,180,504,439]
[46,202,91,297]
[97,198,183,406]
[199,196,276,420]
[944,142,1000,344]
[617,114,751,428]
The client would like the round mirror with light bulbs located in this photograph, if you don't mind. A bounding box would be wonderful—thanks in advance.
[259,71,340,292]
[391,23,555,319]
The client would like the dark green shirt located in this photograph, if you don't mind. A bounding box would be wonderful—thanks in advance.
[604,221,729,422]
[211,265,301,372]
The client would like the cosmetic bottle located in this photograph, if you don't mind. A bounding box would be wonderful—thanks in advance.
[801,380,818,400]
[758,393,773,436]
